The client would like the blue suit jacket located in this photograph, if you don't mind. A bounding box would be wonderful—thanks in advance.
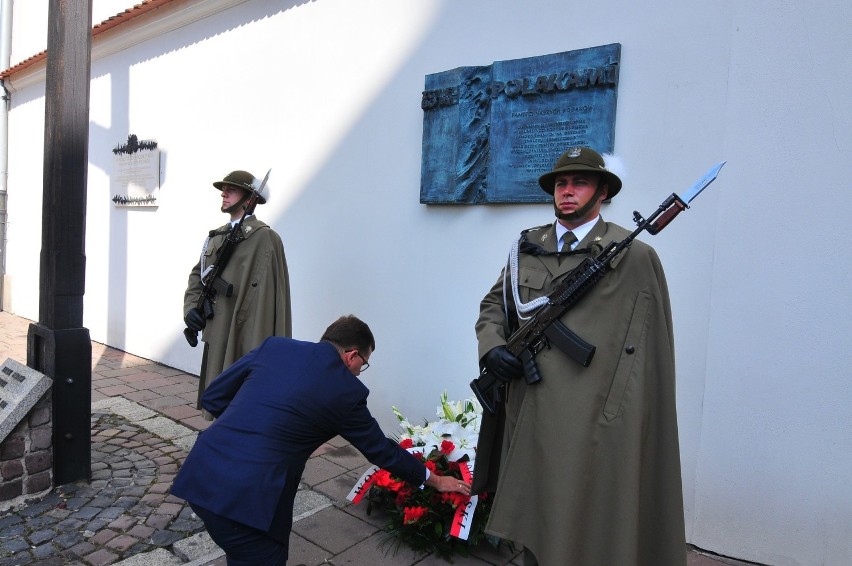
[171,337,426,539]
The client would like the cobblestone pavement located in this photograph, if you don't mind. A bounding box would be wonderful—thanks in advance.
[0,312,752,566]
[0,410,203,565]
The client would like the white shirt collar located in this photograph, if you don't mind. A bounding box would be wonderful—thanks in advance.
[230,214,253,227]
[555,216,600,251]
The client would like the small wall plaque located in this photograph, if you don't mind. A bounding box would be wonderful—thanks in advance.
[420,44,620,204]
[111,134,160,207]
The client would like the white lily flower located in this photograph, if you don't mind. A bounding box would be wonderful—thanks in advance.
[393,390,484,462]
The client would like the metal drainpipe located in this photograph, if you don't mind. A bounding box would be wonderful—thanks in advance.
[0,0,11,311]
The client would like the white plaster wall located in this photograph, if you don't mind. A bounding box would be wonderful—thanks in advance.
[9,0,126,65]
[3,0,851,564]
[688,3,852,565]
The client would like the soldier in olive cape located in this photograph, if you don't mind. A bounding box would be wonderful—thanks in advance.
[473,148,686,566]
[183,170,291,420]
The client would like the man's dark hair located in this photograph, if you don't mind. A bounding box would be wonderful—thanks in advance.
[320,315,375,355]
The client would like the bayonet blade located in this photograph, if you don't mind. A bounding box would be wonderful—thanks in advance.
[679,161,726,205]
[255,168,271,197]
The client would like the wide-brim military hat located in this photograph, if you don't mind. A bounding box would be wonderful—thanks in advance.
[538,147,622,199]
[212,170,267,204]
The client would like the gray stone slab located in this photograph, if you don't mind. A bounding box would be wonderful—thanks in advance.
[291,505,379,555]
[330,530,427,566]
[173,531,222,562]
[0,358,51,442]
[293,488,332,522]
[288,531,333,566]
[111,547,184,566]
[136,415,196,444]
[321,443,370,471]
[96,397,157,422]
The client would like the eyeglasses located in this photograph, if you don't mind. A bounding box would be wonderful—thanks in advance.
[348,350,370,372]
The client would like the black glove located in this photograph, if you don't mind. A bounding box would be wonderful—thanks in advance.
[184,307,206,332]
[484,346,524,383]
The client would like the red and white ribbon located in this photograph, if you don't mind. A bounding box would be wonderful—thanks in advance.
[450,494,479,540]
[450,461,477,540]
[345,464,381,504]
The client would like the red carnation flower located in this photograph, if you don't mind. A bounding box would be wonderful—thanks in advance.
[399,438,414,449]
[373,469,405,492]
[439,491,469,508]
[440,439,455,455]
[403,505,429,524]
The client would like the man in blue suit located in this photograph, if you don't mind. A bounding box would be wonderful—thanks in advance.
[171,315,470,565]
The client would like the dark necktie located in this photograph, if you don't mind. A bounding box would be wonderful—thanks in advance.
[559,232,577,264]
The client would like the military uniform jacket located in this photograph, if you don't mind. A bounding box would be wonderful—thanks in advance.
[474,218,686,566]
[183,216,291,405]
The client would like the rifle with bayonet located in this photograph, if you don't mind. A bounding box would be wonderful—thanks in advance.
[470,161,726,414]
[183,169,271,347]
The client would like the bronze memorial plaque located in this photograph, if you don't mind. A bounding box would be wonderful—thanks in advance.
[420,43,620,204]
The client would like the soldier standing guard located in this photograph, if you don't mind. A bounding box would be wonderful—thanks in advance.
[473,148,686,565]
[183,170,292,420]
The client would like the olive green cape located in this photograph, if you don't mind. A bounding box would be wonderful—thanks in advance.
[474,219,686,566]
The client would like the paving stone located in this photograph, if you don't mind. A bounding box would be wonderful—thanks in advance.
[27,513,60,529]
[18,500,53,517]
[54,530,85,549]
[156,502,183,516]
[126,524,154,539]
[56,517,86,531]
[105,534,138,552]
[89,528,118,545]
[0,522,25,538]
[46,507,72,520]
[64,497,91,511]
[65,540,98,558]
[168,517,204,532]
[27,527,57,545]
[31,541,60,560]
[106,515,136,531]
[72,506,103,520]
[0,554,30,566]
[96,507,125,521]
[0,515,22,529]
[32,555,65,566]
[71,486,101,499]
[149,529,184,547]
[84,518,112,532]
[83,548,119,566]
[0,537,30,554]
[90,496,116,508]
[144,514,171,530]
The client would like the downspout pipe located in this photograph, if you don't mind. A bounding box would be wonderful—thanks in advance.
[0,0,10,311]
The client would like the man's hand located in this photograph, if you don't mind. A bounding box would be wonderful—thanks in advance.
[184,307,206,332]
[425,473,471,495]
[484,346,523,382]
